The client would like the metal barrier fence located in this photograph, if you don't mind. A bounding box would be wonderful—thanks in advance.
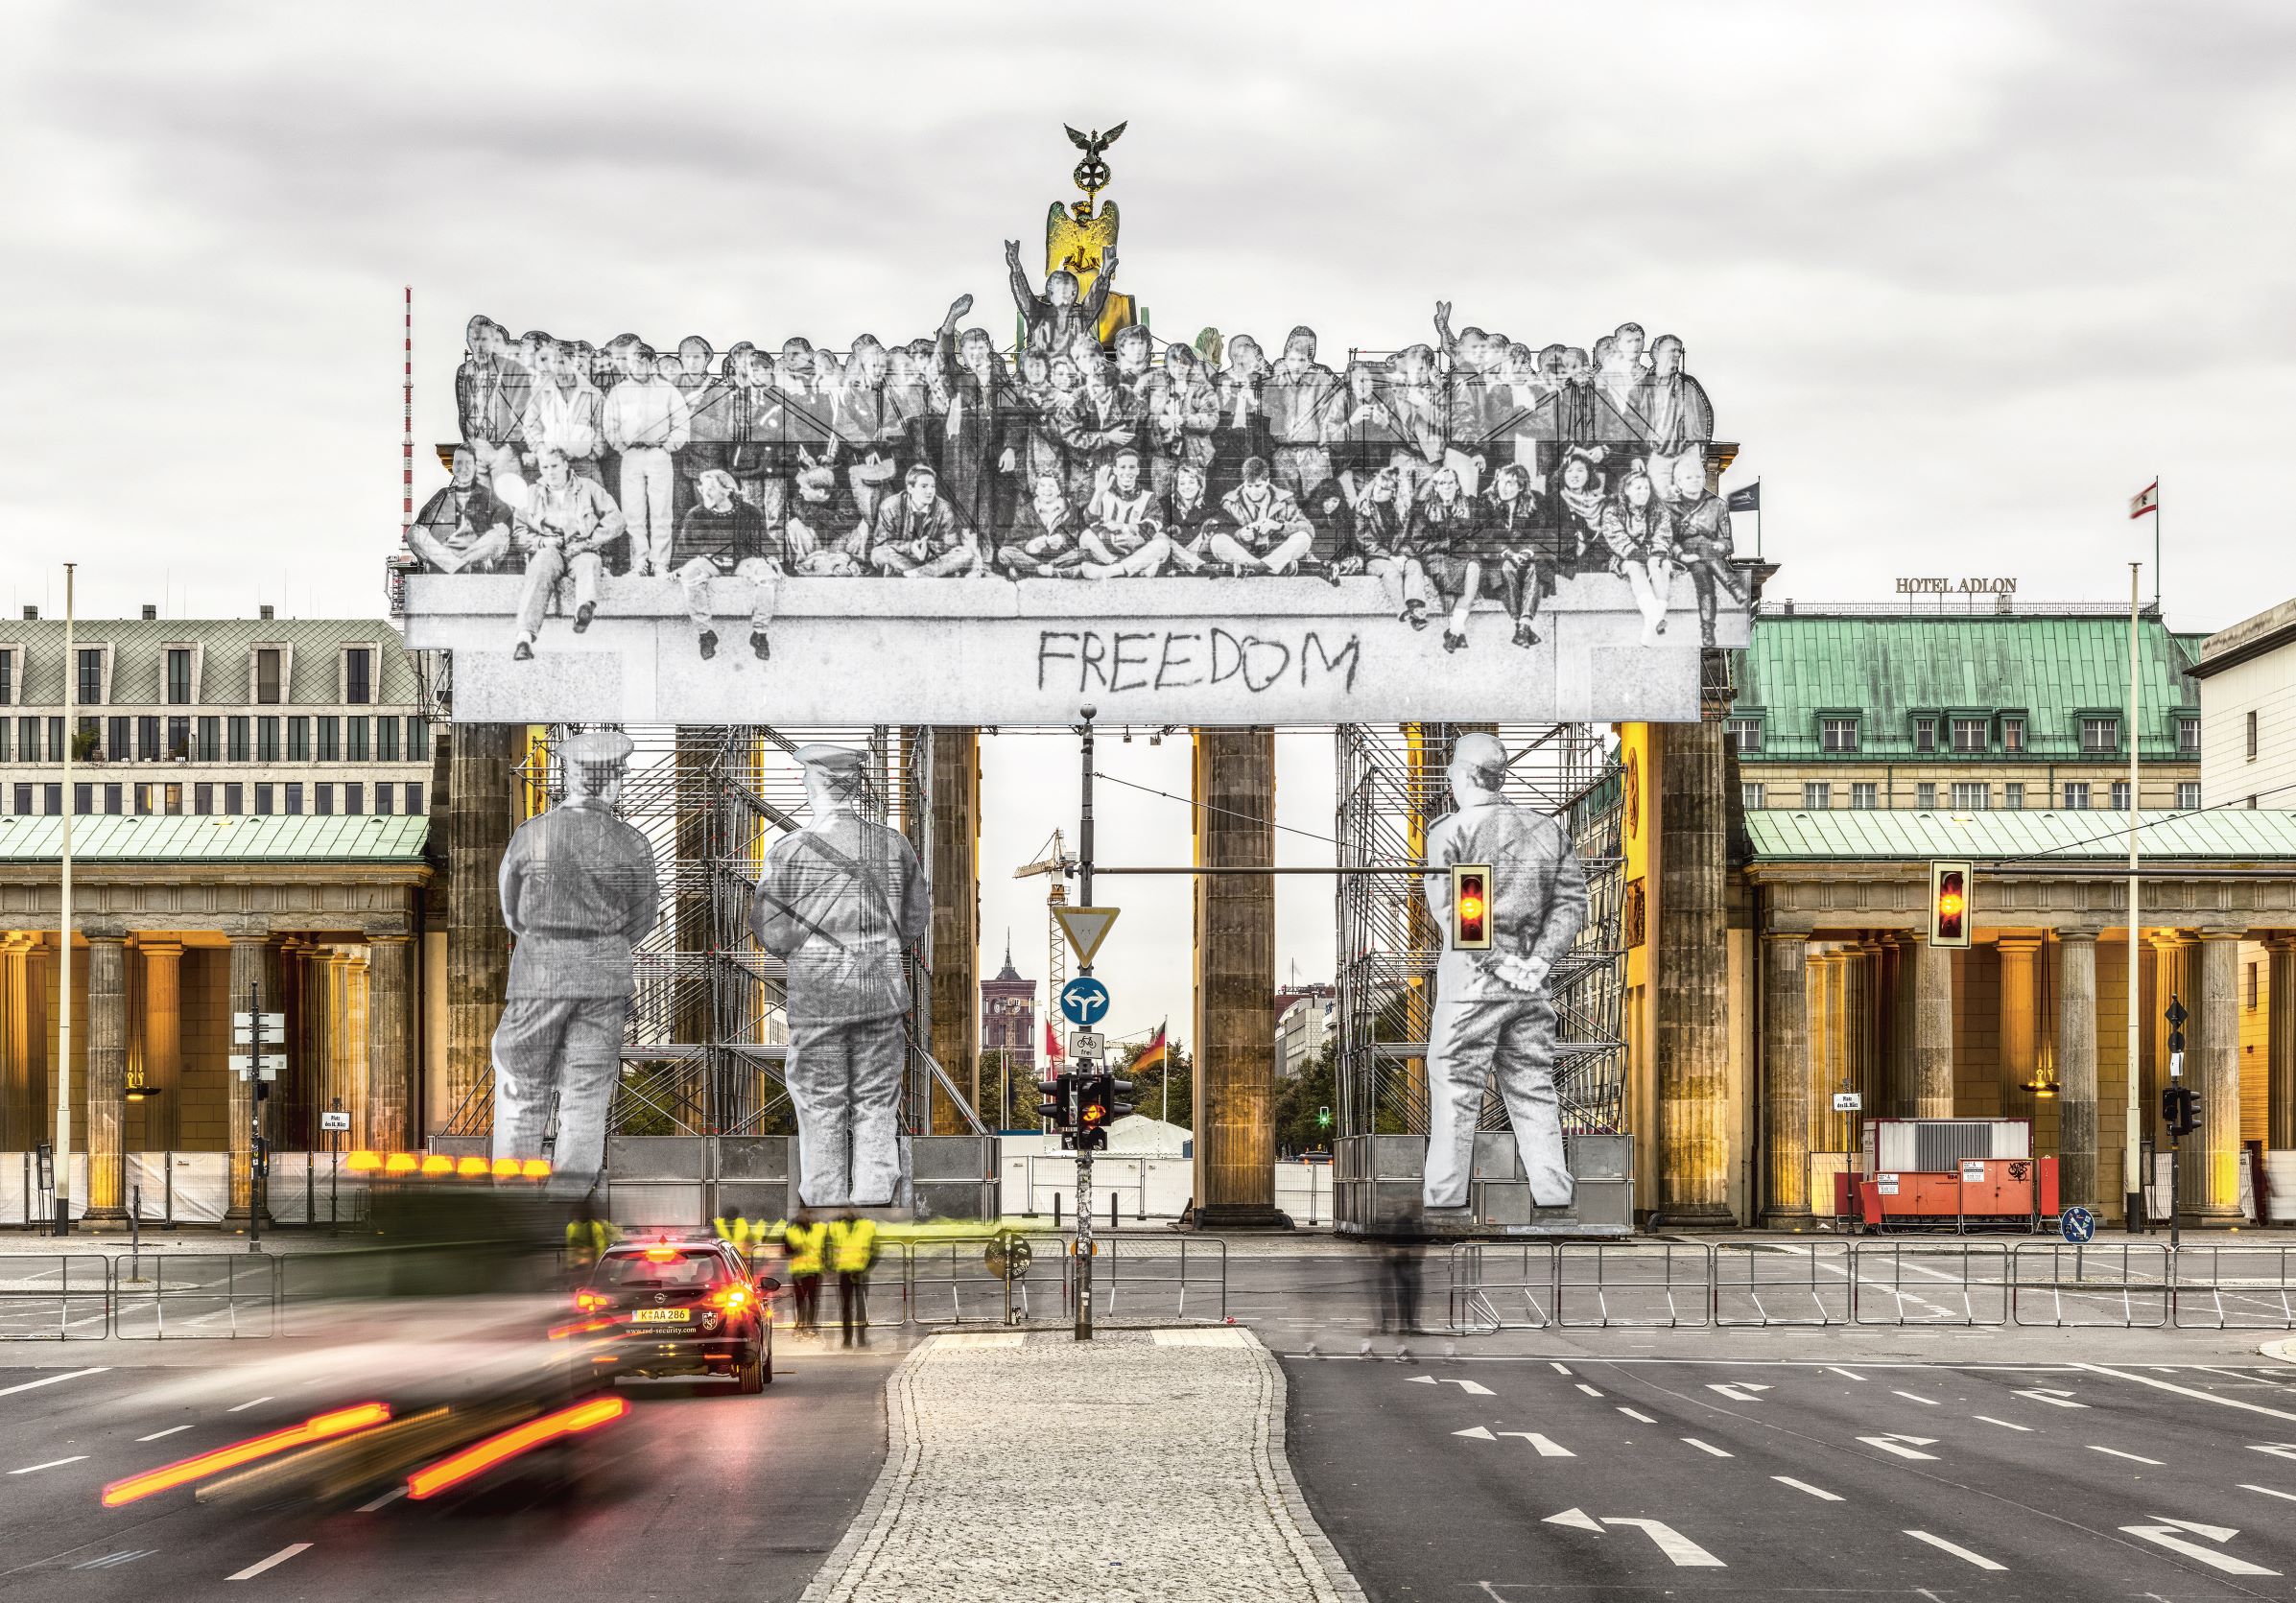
[109,1254,279,1339]
[1447,1238,2296,1333]
[0,1255,110,1340]
[905,1234,1227,1330]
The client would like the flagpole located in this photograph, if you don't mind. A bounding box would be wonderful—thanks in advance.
[2152,474,2161,612]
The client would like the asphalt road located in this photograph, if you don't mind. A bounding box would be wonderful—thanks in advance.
[0,1335,897,1602]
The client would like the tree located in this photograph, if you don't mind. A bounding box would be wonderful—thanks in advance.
[1273,1035,1337,1157]
[1122,1036,1194,1131]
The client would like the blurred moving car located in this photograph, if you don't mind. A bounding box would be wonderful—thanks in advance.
[572,1238,775,1392]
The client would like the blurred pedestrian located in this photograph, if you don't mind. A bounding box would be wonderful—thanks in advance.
[780,1207,825,1335]
[1376,1236,1422,1335]
[830,1208,880,1347]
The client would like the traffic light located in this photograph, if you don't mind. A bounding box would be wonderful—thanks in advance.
[1036,1073,1072,1130]
[1316,1105,1333,1131]
[1929,860,1972,948]
[1451,863,1493,950]
[1106,1074,1136,1120]
[1077,1073,1115,1152]
[2160,1085,2201,1138]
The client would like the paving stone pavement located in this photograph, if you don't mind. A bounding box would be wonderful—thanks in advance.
[800,1326,1366,1603]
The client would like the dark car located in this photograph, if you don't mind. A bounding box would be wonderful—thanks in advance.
[571,1239,774,1392]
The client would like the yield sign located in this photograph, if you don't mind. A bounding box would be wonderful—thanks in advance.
[2119,1519,2278,1576]
[1053,906,1121,966]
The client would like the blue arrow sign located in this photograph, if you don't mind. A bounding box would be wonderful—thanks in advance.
[1059,977,1111,1027]
[2060,1205,2095,1244]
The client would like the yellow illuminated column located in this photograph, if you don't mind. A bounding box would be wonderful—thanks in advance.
[1997,937,2041,1120]
[1192,727,1280,1226]
[2187,931,2243,1225]
[367,932,414,1152]
[1761,932,1811,1225]
[84,931,129,1219]
[140,940,182,1152]
[225,930,273,1218]
[1652,721,1735,1225]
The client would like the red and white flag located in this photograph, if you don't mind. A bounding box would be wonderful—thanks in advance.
[2128,480,2160,519]
[1044,1019,1065,1062]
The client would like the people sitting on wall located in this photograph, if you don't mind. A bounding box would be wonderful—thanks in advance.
[411,444,513,574]
[673,468,777,662]
[509,446,627,661]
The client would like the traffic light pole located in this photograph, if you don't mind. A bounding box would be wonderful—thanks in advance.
[1075,704,1096,1343]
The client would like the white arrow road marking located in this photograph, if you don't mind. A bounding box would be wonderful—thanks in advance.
[1682,1437,1734,1457]
[1905,1530,2006,1570]
[0,1368,108,1399]
[2014,1388,2088,1408]
[1455,1426,1496,1440]
[1772,1475,1843,1501]
[1619,1407,1656,1424]
[2119,1521,2279,1576]
[2087,1445,2164,1466]
[1500,1432,1574,1456]
[1601,1518,1726,1568]
[1544,1507,1603,1533]
[1858,1434,1941,1460]
[1407,1376,1496,1396]
[2251,1443,2296,1460]
[2239,1484,2296,1504]
[1972,1415,2032,1432]
[1707,1382,1772,1403]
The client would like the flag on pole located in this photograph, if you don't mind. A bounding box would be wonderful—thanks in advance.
[1726,480,1761,513]
[1131,1022,1169,1074]
[1044,1020,1064,1062]
[2128,480,2160,519]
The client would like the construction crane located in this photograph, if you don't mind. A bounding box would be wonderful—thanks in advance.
[1013,828,1077,1005]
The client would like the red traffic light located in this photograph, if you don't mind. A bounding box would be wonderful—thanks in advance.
[1929,861,1972,948]
[1450,864,1494,950]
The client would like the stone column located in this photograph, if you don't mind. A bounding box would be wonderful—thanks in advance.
[446,723,519,1136]
[367,932,414,1152]
[1997,937,2042,1120]
[1762,933,1811,1225]
[1192,727,1281,1227]
[1888,933,1917,1117]
[1654,719,1735,1226]
[0,936,30,1151]
[306,945,333,1151]
[1811,950,1843,1160]
[928,728,981,1134]
[2186,931,2244,1225]
[337,949,370,1145]
[84,931,129,1220]
[225,931,274,1219]
[1910,936,1954,1118]
[2055,931,2099,1207]
[139,940,183,1152]
[1843,947,1870,1155]
[2270,935,2295,1152]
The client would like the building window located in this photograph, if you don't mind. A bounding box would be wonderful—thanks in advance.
[137,715,160,761]
[1951,717,1988,754]
[12,785,30,815]
[376,783,394,815]
[347,718,368,762]
[344,783,365,815]
[317,717,339,761]
[227,717,249,763]
[404,781,424,815]
[2081,717,2119,755]
[73,783,91,814]
[2178,781,2201,811]
[285,783,303,815]
[1916,782,1937,809]
[257,718,280,763]
[1851,782,1878,810]
[43,784,60,815]
[0,651,11,705]
[1741,782,1764,810]
[163,783,181,816]
[1820,718,1858,754]
[2002,717,2025,753]
[254,783,273,816]
[315,783,334,815]
[2065,782,2092,811]
[104,783,122,814]
[134,783,153,815]
[224,782,244,814]
[46,718,62,762]
[255,648,282,705]
[2250,710,2260,760]
[2250,962,2261,1011]
[77,648,104,706]
[1802,782,1831,811]
[1952,782,1989,811]
[0,721,8,761]
[288,717,309,761]
[345,648,373,705]
[377,717,399,762]
[1913,717,1937,753]
[2004,782,2024,810]
[408,718,430,762]
[166,648,192,706]
[1725,715,1761,752]
[107,715,130,761]
[167,716,189,759]
[2111,781,2131,811]
[15,719,37,764]
[194,783,213,815]
[2177,717,2199,757]
[198,717,220,762]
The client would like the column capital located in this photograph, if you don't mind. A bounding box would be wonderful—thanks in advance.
[367,931,414,948]
[1995,935,2044,957]
[83,926,128,946]
[1763,930,1809,947]
[2149,929,2194,951]
[2056,928,2103,944]
[2194,928,2246,945]
[136,937,184,959]
[2265,931,2296,952]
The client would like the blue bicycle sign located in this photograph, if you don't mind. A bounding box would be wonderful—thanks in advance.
[2060,1205,2096,1244]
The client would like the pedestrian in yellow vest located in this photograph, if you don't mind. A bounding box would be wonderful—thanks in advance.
[712,1206,752,1270]
[829,1210,880,1347]
[781,1209,826,1335]
[564,1211,619,1272]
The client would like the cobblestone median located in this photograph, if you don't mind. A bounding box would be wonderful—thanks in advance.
[802,1326,1364,1603]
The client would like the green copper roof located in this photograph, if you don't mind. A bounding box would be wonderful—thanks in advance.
[0,813,428,862]
[1734,612,2201,763]
[1745,808,2296,862]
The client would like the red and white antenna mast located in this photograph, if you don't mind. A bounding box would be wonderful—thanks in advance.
[401,285,414,548]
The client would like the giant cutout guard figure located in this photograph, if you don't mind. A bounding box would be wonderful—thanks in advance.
[750,745,931,1208]
[1420,732,1589,1216]
[491,729,659,1193]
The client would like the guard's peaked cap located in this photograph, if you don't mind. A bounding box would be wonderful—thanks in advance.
[560,729,636,767]
[793,743,868,772]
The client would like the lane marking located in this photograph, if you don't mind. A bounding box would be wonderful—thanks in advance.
[1858,1434,1940,1461]
[1602,1518,1726,1568]
[1772,1475,1843,1502]
[1498,1431,1574,1456]
[2073,1364,2296,1425]
[1682,1437,1733,1457]
[226,1544,311,1582]
[2087,1445,2164,1466]
[1972,1415,2032,1432]
[2253,1444,2296,1460]
[9,1456,87,1475]
[1574,1383,1603,1398]
[1618,1407,1656,1424]
[2119,1521,2278,1577]
[136,1426,192,1443]
[72,1551,154,1570]
[1892,1390,1941,1405]
[1550,1362,1572,1376]
[1827,1367,1868,1381]
[2239,1484,2296,1504]
[2013,1387,2088,1409]
[355,1487,407,1513]
[0,1368,108,1400]
[225,1397,273,1413]
[1707,1382,1771,1403]
[1405,1376,1495,1396]
[1905,1530,2006,1570]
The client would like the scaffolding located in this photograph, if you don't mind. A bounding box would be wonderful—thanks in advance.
[443,724,976,1142]
[1333,722,1628,1151]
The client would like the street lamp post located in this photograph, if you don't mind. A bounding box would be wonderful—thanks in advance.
[53,563,76,1237]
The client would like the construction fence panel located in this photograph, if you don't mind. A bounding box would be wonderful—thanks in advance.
[110,1253,280,1339]
[2009,1241,2171,1328]
[1849,1240,2009,1327]
[1090,1238,1227,1327]
[1446,1242,1557,1334]
[2170,1243,2296,1330]
[0,1255,109,1340]
[1554,1241,1712,1329]
[1714,1242,1853,1327]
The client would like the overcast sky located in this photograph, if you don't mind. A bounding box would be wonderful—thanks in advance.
[5,1,2292,1063]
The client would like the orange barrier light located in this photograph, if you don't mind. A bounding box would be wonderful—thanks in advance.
[491,1157,521,1177]
[419,1154,454,1176]
[101,1403,391,1507]
[384,1152,419,1174]
[345,1150,383,1173]
[405,1396,627,1501]
[520,1159,552,1179]
[455,1156,489,1178]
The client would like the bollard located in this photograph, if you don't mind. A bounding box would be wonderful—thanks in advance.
[129,1185,141,1285]
[1054,1193,1063,1228]
[1109,1192,1118,1232]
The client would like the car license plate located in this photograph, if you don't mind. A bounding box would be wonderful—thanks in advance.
[630,1308,690,1324]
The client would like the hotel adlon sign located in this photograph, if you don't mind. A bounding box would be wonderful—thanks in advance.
[1894,577,2018,595]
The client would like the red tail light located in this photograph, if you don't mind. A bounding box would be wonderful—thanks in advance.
[574,1289,609,1312]
[712,1285,749,1313]
[405,1396,628,1500]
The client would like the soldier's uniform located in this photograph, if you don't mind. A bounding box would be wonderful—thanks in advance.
[490,730,659,1193]
[1421,785,1589,1213]
[750,746,931,1208]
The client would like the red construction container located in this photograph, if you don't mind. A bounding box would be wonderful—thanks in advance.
[1831,1119,2057,1233]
